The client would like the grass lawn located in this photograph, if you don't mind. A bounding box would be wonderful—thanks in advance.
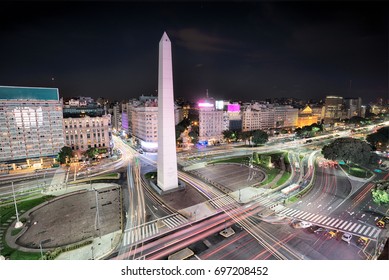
[276,171,291,186]
[343,165,373,178]
[210,157,248,164]
[260,168,280,186]
[145,172,157,179]
[0,196,53,260]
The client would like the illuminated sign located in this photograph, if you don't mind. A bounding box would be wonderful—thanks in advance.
[215,101,224,110]
[198,102,214,108]
[227,104,240,112]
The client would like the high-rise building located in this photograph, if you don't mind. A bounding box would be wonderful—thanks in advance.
[121,96,182,151]
[111,102,121,132]
[157,32,178,191]
[324,96,343,123]
[198,106,224,144]
[0,86,64,165]
[344,97,362,119]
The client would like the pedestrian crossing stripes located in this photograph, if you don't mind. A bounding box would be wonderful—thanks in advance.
[122,213,189,246]
[278,207,381,239]
[254,196,278,208]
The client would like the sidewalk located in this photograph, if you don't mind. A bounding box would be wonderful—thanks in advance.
[56,230,122,260]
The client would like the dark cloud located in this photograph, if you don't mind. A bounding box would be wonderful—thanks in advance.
[172,28,242,53]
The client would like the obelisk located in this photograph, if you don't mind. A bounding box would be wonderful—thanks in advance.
[157,32,178,191]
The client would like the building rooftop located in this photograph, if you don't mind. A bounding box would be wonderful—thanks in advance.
[0,86,59,101]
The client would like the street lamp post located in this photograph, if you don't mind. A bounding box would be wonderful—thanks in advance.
[39,242,43,259]
[94,189,101,237]
[91,246,94,260]
[11,182,23,228]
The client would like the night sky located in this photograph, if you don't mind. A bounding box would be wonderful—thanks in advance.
[0,1,387,103]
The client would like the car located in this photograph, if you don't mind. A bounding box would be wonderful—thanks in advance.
[376,219,385,228]
[313,227,326,234]
[326,230,337,239]
[294,221,312,228]
[357,237,369,246]
[307,225,320,233]
[342,233,352,244]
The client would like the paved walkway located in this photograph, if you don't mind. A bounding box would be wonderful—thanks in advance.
[56,230,122,260]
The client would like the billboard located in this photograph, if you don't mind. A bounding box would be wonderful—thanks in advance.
[227,103,240,112]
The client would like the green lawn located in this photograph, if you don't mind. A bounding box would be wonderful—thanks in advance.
[276,171,291,186]
[145,172,157,179]
[0,196,53,259]
[260,168,280,186]
[342,165,373,178]
[210,157,248,164]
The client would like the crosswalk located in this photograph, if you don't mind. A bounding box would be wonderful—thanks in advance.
[277,207,381,240]
[254,195,280,209]
[209,194,240,210]
[122,213,188,246]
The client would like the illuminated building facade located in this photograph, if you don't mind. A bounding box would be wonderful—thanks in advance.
[198,99,224,144]
[297,105,319,128]
[121,96,182,151]
[0,86,64,164]
[63,115,112,156]
[242,103,298,131]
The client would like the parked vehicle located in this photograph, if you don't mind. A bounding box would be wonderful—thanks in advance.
[357,237,369,246]
[341,233,352,244]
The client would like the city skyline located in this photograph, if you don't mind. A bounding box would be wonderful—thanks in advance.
[0,1,387,103]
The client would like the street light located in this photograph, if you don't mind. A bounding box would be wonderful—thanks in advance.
[11,182,23,229]
[39,242,43,259]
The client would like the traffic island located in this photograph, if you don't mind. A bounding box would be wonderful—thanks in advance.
[219,227,235,238]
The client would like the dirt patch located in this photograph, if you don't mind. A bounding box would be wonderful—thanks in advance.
[16,186,121,249]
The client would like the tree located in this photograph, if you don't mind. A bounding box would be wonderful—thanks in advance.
[366,126,389,151]
[222,130,236,142]
[57,146,73,164]
[84,147,99,159]
[175,118,191,140]
[189,130,198,144]
[295,123,323,138]
[239,131,252,145]
[321,137,373,165]
[252,130,268,145]
[345,116,368,125]
[371,189,389,205]
[253,152,259,164]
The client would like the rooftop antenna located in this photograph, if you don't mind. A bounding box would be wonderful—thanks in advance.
[206,89,209,99]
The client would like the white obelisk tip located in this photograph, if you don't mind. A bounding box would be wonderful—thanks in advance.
[160,32,170,42]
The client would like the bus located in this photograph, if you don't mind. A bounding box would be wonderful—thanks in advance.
[281,183,300,196]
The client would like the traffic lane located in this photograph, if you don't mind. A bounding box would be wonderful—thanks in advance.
[199,230,277,260]
[291,166,352,214]
[192,164,266,192]
[271,221,365,259]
